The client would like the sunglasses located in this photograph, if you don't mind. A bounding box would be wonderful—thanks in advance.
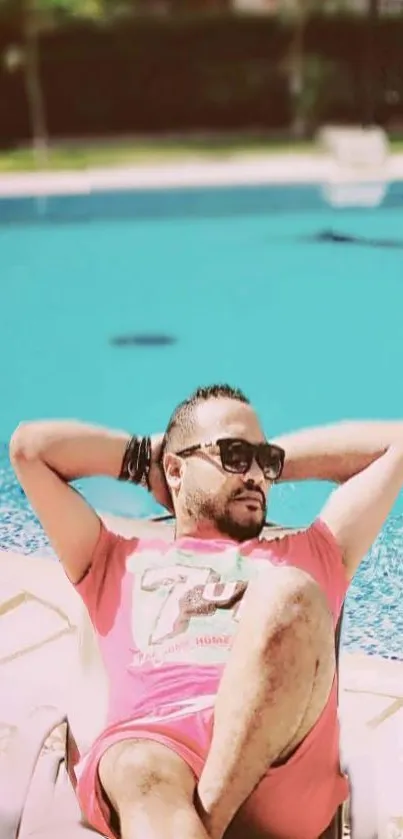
[176,437,285,482]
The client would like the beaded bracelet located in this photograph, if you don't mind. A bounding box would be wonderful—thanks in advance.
[119,435,151,488]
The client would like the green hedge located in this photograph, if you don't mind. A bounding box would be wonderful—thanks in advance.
[0,13,402,145]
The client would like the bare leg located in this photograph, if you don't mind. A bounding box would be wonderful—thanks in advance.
[196,567,336,839]
[99,739,209,839]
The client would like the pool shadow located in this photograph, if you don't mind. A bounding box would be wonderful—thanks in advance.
[110,334,177,347]
[305,230,403,250]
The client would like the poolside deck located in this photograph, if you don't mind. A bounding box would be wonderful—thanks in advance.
[1,530,402,838]
[0,149,402,196]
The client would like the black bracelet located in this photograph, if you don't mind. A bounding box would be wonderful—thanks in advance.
[119,435,152,488]
[142,435,152,490]
[136,436,149,486]
[119,436,139,482]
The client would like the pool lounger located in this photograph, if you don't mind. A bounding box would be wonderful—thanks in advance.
[0,518,349,839]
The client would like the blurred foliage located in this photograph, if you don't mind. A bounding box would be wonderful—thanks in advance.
[277,0,354,136]
[0,0,119,162]
[0,4,401,154]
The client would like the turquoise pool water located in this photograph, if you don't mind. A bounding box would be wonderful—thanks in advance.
[1,182,403,659]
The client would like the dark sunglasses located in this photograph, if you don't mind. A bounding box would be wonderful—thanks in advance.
[176,437,285,482]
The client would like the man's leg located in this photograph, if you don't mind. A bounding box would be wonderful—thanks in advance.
[197,567,336,839]
[98,739,209,839]
[98,567,335,839]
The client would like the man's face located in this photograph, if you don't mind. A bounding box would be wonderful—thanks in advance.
[165,398,271,541]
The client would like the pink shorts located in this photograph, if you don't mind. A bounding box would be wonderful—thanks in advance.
[75,681,349,839]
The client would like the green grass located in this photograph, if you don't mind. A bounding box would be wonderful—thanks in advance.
[0,135,402,173]
[0,136,334,173]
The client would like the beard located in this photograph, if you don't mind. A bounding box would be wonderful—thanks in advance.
[188,490,267,542]
[215,509,265,541]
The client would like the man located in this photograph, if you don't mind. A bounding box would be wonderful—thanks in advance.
[9,384,403,839]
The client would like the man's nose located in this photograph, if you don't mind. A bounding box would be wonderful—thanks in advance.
[245,457,266,485]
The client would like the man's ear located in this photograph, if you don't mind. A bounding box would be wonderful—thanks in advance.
[163,452,183,494]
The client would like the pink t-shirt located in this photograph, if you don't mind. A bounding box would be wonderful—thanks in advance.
[75,519,348,729]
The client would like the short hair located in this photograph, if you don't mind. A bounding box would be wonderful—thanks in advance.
[162,384,250,455]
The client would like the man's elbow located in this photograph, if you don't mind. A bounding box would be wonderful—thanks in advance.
[9,422,41,464]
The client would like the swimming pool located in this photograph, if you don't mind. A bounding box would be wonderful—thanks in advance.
[1,179,403,660]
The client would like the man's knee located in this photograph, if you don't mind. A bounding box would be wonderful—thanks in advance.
[275,568,333,629]
[240,567,334,655]
[99,739,196,812]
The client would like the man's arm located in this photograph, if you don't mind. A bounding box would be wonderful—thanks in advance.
[319,443,403,580]
[9,421,166,584]
[273,421,403,579]
[273,420,403,484]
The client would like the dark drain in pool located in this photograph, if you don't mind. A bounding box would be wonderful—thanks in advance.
[110,333,177,347]
[306,230,403,249]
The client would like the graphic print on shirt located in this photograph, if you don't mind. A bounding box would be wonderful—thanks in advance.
[126,545,266,667]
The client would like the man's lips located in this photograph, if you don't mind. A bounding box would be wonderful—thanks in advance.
[235,494,264,508]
